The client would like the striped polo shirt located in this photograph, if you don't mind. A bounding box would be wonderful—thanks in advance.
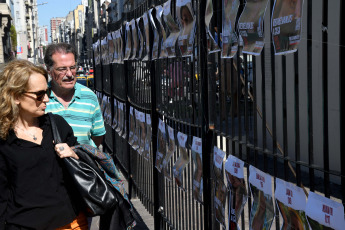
[46,82,106,147]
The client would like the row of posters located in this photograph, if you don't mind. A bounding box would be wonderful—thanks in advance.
[93,0,303,63]
[215,153,345,230]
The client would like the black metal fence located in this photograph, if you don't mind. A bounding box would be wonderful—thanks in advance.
[94,0,345,229]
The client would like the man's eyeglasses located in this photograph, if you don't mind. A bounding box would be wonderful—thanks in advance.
[54,65,77,74]
[24,89,50,101]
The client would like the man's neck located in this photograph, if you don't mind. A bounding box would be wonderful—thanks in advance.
[51,83,75,105]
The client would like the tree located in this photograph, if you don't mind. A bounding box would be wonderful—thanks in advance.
[10,25,17,53]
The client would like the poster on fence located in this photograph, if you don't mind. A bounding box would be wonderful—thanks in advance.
[115,101,123,135]
[124,21,132,60]
[215,180,227,228]
[249,165,275,230]
[176,0,196,57]
[225,155,248,230]
[222,0,240,58]
[128,107,136,146]
[163,0,180,58]
[173,132,189,190]
[136,17,144,60]
[155,5,168,59]
[271,0,304,55]
[112,31,118,63]
[149,8,160,60]
[142,12,150,61]
[192,136,203,203]
[213,147,226,179]
[156,119,167,172]
[108,32,115,63]
[112,99,118,129]
[100,95,107,116]
[130,19,138,60]
[131,109,140,150]
[93,41,101,65]
[275,178,309,230]
[121,103,127,139]
[163,125,176,180]
[305,191,345,230]
[101,37,108,64]
[205,0,220,54]
[118,28,124,64]
[137,111,146,155]
[104,97,112,126]
[143,114,152,161]
[238,0,270,55]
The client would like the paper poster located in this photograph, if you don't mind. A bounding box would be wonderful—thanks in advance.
[115,101,123,135]
[111,99,118,129]
[156,119,167,172]
[137,111,146,155]
[104,96,112,126]
[155,5,168,59]
[176,0,196,57]
[136,17,144,60]
[275,178,309,230]
[306,191,345,230]
[118,28,124,63]
[173,132,189,190]
[108,32,115,63]
[112,31,118,63]
[192,136,203,203]
[163,125,176,180]
[163,0,180,58]
[215,180,227,228]
[128,106,136,146]
[238,0,270,55]
[100,95,108,116]
[142,12,150,61]
[205,0,220,54]
[271,0,304,55]
[121,102,127,139]
[249,165,275,230]
[222,0,240,58]
[213,146,226,179]
[131,109,140,150]
[130,19,138,60]
[124,21,132,60]
[101,37,109,64]
[225,155,248,230]
[143,114,152,161]
[93,41,101,65]
[149,8,160,60]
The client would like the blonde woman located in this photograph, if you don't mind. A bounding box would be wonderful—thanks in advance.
[0,60,87,230]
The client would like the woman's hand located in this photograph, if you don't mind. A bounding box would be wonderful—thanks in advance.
[55,143,79,160]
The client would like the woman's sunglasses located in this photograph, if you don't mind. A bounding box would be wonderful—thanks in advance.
[24,89,50,101]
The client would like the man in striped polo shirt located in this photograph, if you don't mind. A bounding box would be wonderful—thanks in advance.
[44,43,105,148]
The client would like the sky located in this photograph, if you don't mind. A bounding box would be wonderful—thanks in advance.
[37,0,82,42]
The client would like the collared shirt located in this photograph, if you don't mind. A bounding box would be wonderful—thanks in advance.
[0,114,80,229]
[46,82,106,147]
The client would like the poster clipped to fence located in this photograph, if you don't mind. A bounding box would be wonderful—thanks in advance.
[130,19,138,60]
[163,125,176,180]
[128,106,136,146]
[149,7,160,60]
[249,165,275,230]
[176,0,196,57]
[93,40,101,65]
[111,99,118,129]
[205,0,220,54]
[156,119,167,172]
[108,32,115,63]
[271,0,304,55]
[115,101,123,135]
[192,136,203,203]
[121,102,127,139]
[137,111,146,155]
[221,0,240,58]
[143,114,152,161]
[173,132,189,190]
[213,147,226,227]
[155,5,168,59]
[305,191,345,230]
[118,28,124,63]
[238,0,270,55]
[124,21,132,60]
[112,31,118,63]
[163,0,180,58]
[136,17,144,60]
[101,37,109,64]
[142,12,150,61]
[131,109,140,150]
[275,178,309,230]
[225,155,248,230]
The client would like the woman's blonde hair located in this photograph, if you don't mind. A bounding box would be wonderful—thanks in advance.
[0,60,48,140]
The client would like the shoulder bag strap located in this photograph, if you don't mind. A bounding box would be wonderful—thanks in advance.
[48,113,62,144]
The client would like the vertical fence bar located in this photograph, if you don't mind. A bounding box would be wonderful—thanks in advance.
[294,51,301,187]
[340,0,345,206]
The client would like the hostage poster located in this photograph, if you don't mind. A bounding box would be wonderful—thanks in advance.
[271,0,304,55]
[192,136,203,203]
[156,119,167,172]
[222,0,240,58]
[238,0,270,55]
[275,178,309,230]
[225,155,248,230]
[163,0,180,58]
[173,132,189,190]
[249,165,275,230]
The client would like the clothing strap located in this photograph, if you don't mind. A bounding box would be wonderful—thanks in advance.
[48,113,62,144]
